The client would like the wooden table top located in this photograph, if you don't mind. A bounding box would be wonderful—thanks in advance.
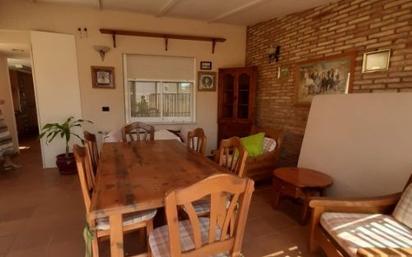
[273,167,333,188]
[90,140,227,218]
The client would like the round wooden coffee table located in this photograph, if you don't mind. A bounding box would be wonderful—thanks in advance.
[272,167,333,224]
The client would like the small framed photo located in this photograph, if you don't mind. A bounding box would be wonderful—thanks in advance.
[91,66,115,89]
[200,61,212,70]
[198,71,216,91]
[362,49,391,73]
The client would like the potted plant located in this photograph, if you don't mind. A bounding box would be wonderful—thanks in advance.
[39,116,93,175]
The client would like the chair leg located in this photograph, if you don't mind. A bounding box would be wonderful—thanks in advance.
[146,220,154,257]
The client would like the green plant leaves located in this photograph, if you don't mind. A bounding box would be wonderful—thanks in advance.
[39,116,94,154]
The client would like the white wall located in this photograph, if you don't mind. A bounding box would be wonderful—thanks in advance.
[298,93,412,197]
[0,54,18,152]
[0,0,246,152]
[31,31,83,168]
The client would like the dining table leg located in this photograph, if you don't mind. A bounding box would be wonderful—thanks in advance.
[110,214,124,257]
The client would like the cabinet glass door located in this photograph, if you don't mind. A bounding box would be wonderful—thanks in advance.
[222,73,235,118]
[237,73,250,119]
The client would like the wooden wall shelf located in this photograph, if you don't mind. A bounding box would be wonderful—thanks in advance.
[100,28,226,53]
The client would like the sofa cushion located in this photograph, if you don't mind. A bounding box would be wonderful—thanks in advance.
[393,183,412,228]
[320,212,412,257]
[240,132,265,157]
[263,137,277,153]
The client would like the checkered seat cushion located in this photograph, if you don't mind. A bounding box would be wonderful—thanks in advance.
[393,183,412,228]
[95,209,157,230]
[320,212,412,257]
[263,137,277,153]
[193,198,212,215]
[149,217,228,257]
[191,196,232,216]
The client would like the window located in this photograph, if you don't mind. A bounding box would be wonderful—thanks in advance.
[128,80,193,122]
[124,55,195,123]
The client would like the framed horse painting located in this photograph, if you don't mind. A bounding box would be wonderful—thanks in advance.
[294,52,356,106]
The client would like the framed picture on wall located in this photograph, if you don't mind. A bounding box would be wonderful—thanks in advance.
[294,53,355,105]
[200,61,212,70]
[362,49,391,73]
[198,71,216,91]
[91,66,115,89]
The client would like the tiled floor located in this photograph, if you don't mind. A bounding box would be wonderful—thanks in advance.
[0,139,321,257]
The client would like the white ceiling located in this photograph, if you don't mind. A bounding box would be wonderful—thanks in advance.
[35,0,335,26]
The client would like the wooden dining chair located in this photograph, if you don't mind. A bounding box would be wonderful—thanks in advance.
[122,122,155,142]
[149,174,255,257]
[191,137,249,216]
[215,137,249,178]
[83,131,99,174]
[73,144,157,257]
[187,128,207,155]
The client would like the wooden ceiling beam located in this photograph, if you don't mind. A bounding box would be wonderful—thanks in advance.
[157,0,182,17]
[208,0,270,23]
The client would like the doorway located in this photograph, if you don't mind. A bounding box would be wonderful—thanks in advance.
[0,32,39,165]
[8,65,39,143]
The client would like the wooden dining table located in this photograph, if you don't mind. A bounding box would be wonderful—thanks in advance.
[89,139,227,257]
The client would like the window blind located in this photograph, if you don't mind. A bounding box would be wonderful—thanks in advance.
[126,54,195,81]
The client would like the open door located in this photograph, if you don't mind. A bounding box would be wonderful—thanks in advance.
[30,31,82,168]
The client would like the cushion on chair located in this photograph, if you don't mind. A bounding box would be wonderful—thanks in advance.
[96,209,157,230]
[149,217,227,257]
[191,197,232,216]
[193,198,212,215]
[393,183,412,228]
[320,212,412,257]
[263,137,277,153]
[240,132,265,157]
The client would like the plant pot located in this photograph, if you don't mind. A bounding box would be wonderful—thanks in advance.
[56,153,77,175]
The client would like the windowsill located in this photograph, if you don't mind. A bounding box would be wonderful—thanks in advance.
[151,122,197,125]
[128,120,197,126]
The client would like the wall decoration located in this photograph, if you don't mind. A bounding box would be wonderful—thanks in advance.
[362,49,391,73]
[268,45,281,63]
[93,45,111,61]
[295,53,355,105]
[91,66,115,89]
[198,71,216,91]
[277,66,289,79]
[200,61,212,70]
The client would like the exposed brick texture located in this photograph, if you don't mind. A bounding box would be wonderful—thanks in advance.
[246,0,412,166]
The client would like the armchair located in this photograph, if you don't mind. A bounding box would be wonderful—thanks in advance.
[245,126,283,181]
[308,175,412,257]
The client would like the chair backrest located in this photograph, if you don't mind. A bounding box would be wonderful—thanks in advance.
[187,128,207,155]
[83,131,99,174]
[215,137,248,177]
[73,144,94,212]
[164,174,255,257]
[121,122,155,142]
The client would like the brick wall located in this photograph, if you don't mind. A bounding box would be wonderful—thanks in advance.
[246,0,412,166]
